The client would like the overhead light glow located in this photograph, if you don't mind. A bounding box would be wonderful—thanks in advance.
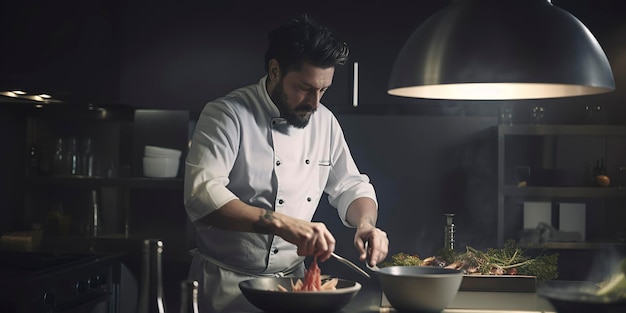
[387,0,615,100]
[1,91,19,97]
[388,83,612,100]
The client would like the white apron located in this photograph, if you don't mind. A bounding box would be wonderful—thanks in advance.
[188,248,305,313]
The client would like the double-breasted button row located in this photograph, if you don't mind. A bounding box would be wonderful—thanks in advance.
[275,159,311,166]
[276,197,313,206]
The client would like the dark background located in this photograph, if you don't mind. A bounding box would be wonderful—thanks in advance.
[2,0,625,118]
[2,0,626,311]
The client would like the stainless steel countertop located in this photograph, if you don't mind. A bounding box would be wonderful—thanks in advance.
[241,279,557,313]
[239,263,558,313]
[443,291,556,313]
[343,280,557,313]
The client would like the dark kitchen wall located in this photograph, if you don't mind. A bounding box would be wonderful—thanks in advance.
[0,109,26,235]
[0,0,122,104]
[115,0,626,121]
[312,116,499,259]
[2,0,625,115]
[116,0,450,113]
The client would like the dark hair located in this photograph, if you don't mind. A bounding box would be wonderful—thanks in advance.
[264,14,349,73]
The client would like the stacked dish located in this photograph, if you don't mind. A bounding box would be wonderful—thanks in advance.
[143,145,182,178]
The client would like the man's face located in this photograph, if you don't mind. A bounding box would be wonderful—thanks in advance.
[271,63,335,128]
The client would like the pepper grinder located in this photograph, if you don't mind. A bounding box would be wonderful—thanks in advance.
[444,214,455,251]
[179,280,199,313]
[87,189,101,237]
[138,239,168,313]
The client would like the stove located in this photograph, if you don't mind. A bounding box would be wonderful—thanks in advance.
[0,251,123,313]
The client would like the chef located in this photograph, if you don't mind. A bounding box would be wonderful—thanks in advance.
[183,14,389,312]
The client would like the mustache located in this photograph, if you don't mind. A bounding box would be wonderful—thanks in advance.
[294,104,316,112]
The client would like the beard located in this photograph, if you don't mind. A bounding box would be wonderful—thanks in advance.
[271,79,316,129]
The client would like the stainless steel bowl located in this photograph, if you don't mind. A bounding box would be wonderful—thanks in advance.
[238,277,361,313]
[376,266,463,312]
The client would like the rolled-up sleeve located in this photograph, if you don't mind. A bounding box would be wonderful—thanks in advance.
[184,101,240,223]
[324,118,377,227]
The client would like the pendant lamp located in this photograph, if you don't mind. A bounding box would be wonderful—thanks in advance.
[387,0,615,100]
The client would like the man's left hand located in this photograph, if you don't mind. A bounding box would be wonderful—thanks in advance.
[354,225,388,267]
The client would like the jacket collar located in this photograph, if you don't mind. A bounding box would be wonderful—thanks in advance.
[258,75,288,126]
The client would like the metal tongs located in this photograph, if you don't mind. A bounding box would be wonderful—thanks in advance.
[363,241,380,272]
[331,252,371,278]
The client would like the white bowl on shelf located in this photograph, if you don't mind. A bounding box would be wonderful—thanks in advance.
[143,156,180,178]
[144,145,182,159]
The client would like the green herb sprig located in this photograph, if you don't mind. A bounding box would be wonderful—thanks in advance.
[382,240,559,282]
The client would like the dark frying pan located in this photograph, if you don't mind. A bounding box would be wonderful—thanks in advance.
[238,277,361,313]
[537,280,626,313]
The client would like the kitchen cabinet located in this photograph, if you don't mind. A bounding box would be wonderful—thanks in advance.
[496,124,626,248]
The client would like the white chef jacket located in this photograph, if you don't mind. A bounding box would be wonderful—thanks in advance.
[183,76,377,312]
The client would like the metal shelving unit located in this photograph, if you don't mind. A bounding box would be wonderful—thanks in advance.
[502,186,626,198]
[25,176,183,190]
[19,107,190,262]
[497,124,626,248]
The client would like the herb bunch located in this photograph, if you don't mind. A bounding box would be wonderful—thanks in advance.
[382,240,559,282]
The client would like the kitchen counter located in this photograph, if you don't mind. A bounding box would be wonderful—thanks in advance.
[343,281,557,313]
[241,278,557,313]
[442,291,556,313]
[235,261,559,313]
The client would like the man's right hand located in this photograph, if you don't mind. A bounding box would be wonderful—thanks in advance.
[272,214,336,262]
[199,200,336,260]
